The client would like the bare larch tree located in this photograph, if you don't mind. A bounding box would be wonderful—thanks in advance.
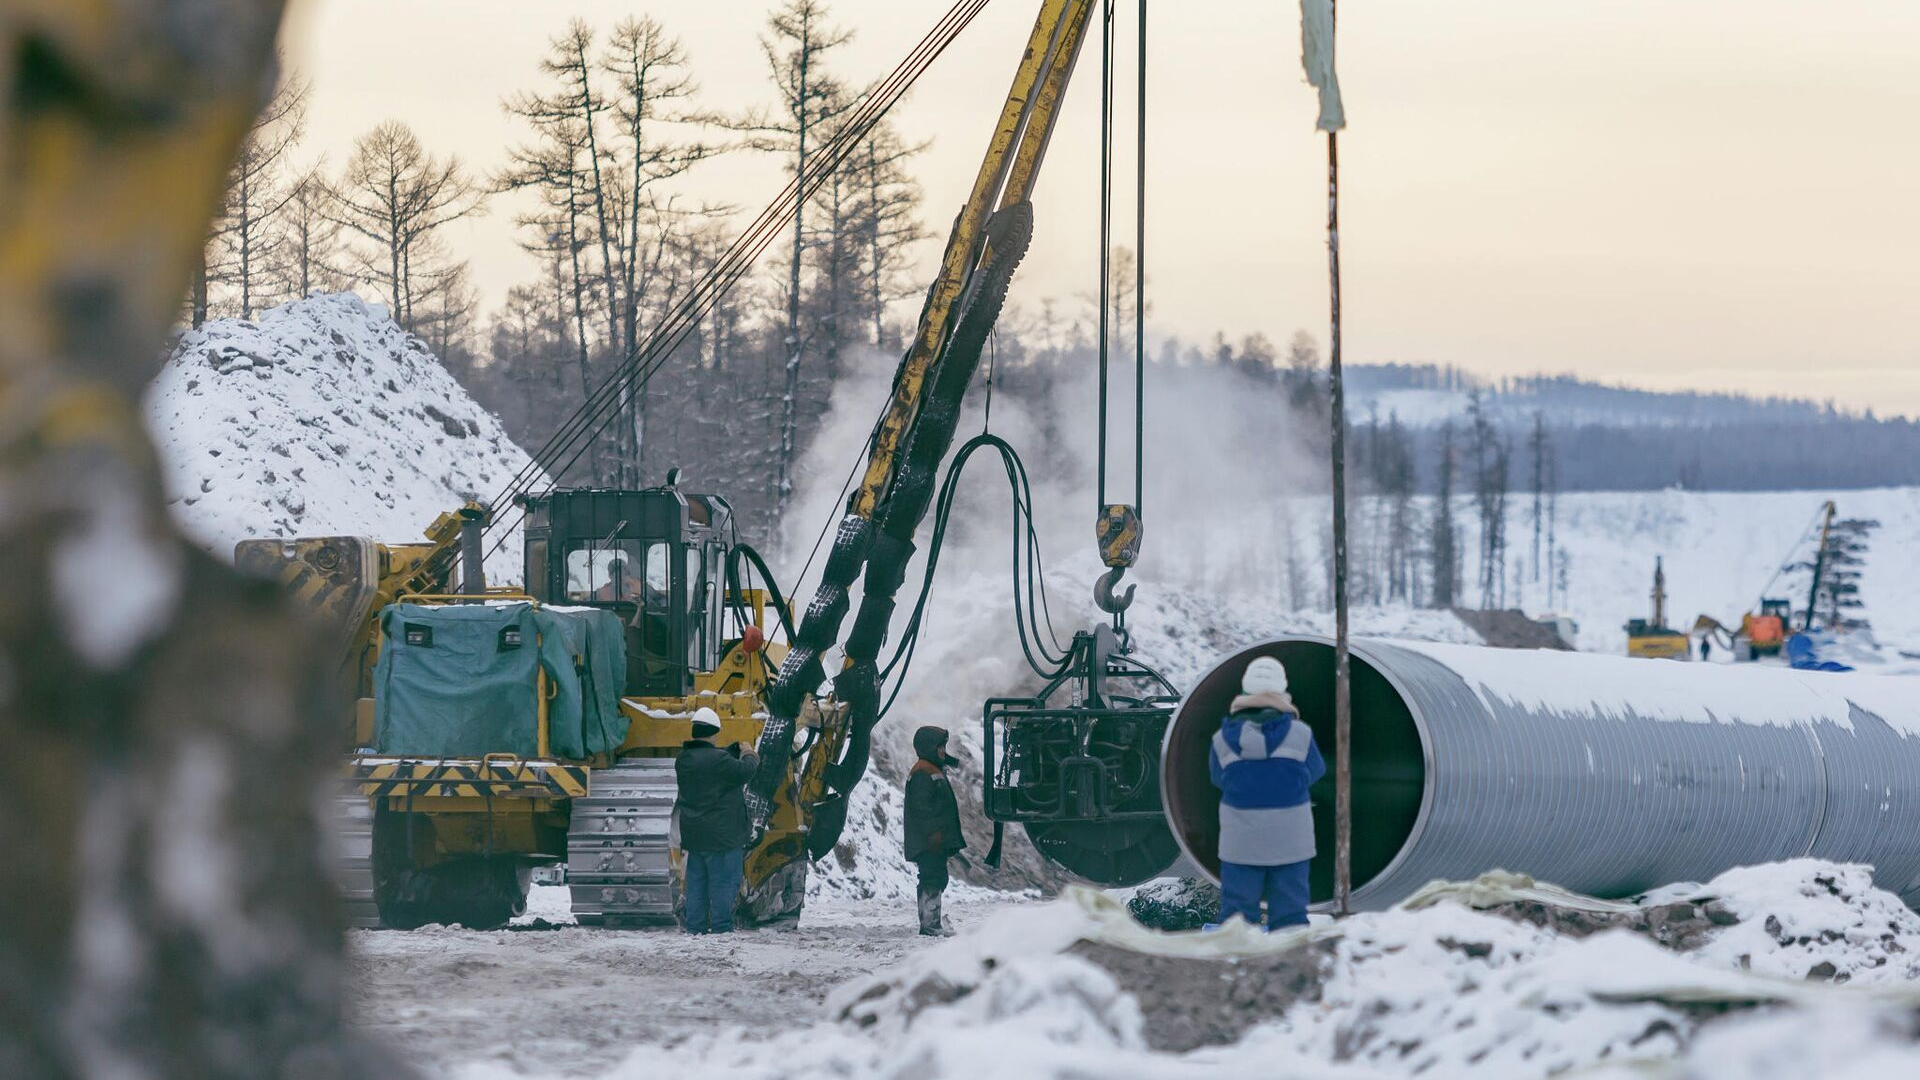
[725,0,856,516]
[275,161,345,301]
[327,121,486,331]
[204,74,308,320]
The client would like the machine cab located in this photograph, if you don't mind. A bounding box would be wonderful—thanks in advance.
[520,484,735,698]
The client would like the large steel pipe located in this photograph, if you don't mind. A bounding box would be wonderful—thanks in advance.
[1162,637,1920,910]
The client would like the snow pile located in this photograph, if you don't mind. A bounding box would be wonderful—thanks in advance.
[1649,861,1920,984]
[1584,1006,1920,1080]
[146,293,540,578]
[499,861,1920,1080]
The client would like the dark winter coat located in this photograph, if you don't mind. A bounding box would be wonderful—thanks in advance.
[675,739,759,852]
[904,726,964,861]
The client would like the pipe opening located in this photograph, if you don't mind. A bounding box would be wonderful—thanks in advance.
[1163,640,1426,903]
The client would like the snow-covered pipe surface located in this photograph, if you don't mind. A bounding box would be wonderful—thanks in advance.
[1161,637,1920,911]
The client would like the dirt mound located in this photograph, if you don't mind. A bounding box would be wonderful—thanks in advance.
[1450,607,1573,649]
[1069,937,1335,1052]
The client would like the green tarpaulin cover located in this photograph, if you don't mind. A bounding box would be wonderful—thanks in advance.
[535,606,630,759]
[373,602,630,760]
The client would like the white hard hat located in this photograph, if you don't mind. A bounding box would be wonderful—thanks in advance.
[1241,655,1290,697]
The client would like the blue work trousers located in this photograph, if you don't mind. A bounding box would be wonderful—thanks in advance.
[683,847,746,934]
[1220,859,1311,930]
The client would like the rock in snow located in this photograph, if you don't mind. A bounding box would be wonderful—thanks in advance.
[145,293,541,580]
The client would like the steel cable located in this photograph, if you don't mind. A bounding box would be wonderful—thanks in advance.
[477,0,996,561]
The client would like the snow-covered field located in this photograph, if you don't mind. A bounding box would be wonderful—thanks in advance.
[1488,486,1920,657]
[349,890,1013,1077]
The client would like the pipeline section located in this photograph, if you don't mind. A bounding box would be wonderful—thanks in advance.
[1161,637,1920,911]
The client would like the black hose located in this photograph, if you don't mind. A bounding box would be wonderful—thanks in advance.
[729,542,797,645]
[481,0,997,559]
[875,433,1072,724]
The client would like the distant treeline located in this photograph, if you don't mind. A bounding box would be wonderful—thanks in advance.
[1347,362,1920,492]
[986,332,1920,495]
[1409,418,1920,494]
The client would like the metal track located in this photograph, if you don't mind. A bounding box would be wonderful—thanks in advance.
[567,759,679,926]
[332,791,382,929]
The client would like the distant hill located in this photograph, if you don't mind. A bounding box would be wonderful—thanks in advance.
[1344,363,1920,493]
[1345,363,1868,430]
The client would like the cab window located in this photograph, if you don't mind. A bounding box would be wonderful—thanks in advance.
[564,541,644,602]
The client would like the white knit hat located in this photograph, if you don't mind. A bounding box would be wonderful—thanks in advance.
[1241,655,1290,697]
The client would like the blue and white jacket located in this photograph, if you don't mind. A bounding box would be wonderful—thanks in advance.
[1208,692,1326,866]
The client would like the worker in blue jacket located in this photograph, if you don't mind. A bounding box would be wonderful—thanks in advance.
[1209,655,1325,929]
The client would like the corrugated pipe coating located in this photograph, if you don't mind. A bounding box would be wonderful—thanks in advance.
[1161,637,1920,911]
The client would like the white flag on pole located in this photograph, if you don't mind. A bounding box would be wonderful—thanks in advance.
[1300,0,1345,132]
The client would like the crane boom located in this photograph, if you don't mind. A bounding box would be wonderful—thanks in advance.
[748,0,1097,843]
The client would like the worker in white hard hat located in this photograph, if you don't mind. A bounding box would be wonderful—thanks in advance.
[1208,655,1325,930]
[673,707,758,934]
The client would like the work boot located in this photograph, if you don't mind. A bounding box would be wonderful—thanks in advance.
[917,890,951,937]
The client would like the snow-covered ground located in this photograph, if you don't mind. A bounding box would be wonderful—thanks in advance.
[147,293,541,578]
[350,890,1015,1077]
[351,860,1920,1080]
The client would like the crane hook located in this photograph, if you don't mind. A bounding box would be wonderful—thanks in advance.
[1094,566,1136,615]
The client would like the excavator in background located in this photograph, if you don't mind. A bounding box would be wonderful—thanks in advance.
[1693,600,1791,663]
[1694,501,1841,662]
[1625,557,1691,660]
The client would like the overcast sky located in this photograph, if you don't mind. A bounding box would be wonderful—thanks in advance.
[281,0,1919,413]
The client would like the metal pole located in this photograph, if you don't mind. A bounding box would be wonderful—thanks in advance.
[1325,0,1352,915]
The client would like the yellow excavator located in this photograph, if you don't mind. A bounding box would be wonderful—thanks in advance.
[241,483,826,928]
[249,0,1165,929]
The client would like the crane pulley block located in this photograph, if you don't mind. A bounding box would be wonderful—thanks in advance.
[1097,503,1141,568]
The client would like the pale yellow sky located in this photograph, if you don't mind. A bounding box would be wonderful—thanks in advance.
[281,0,1920,413]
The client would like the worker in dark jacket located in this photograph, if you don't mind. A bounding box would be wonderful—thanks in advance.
[1209,655,1325,930]
[674,707,758,934]
[903,725,964,936]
